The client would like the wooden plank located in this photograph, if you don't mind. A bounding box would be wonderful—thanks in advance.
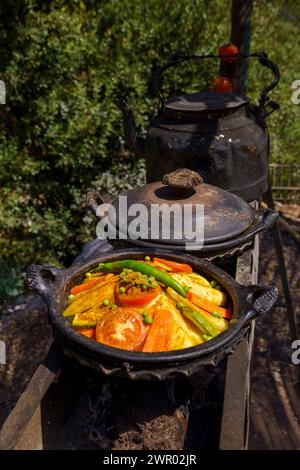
[13,406,43,450]
[0,342,63,450]
[219,234,259,449]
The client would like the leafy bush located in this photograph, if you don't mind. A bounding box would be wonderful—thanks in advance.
[0,258,24,306]
[249,0,300,164]
[0,0,229,279]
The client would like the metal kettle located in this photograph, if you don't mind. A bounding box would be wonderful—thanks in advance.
[116,51,280,202]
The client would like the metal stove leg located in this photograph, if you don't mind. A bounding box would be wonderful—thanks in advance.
[264,185,298,341]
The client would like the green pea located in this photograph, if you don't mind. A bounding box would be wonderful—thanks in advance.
[143,313,153,324]
[85,272,92,278]
[150,281,158,288]
[215,285,223,291]
[212,311,222,318]
[111,304,117,309]
[144,256,151,261]
[102,299,110,306]
[142,284,149,290]
[210,280,217,288]
[177,302,185,310]
[68,294,75,302]
[119,286,126,294]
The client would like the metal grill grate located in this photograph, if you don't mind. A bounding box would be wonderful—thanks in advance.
[270,163,300,203]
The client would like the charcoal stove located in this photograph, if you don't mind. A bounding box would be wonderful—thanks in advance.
[0,236,260,450]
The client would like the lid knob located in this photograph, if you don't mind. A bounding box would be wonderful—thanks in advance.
[162,168,203,191]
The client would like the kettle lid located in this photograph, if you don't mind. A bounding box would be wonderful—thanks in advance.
[165,91,249,114]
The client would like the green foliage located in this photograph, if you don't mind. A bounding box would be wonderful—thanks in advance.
[249,0,300,163]
[0,0,230,286]
[0,258,24,305]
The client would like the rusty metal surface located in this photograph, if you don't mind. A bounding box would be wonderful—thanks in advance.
[145,104,269,203]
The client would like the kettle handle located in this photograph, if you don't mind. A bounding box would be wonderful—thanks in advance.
[153,51,280,112]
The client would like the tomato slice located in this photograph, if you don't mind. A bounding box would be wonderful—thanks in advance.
[153,258,193,273]
[96,308,147,350]
[115,283,161,307]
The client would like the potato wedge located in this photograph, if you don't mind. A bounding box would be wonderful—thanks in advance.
[171,273,226,306]
[158,292,204,348]
[72,306,112,327]
[171,272,211,288]
[63,277,117,317]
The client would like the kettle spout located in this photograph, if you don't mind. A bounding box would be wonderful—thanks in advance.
[115,98,145,158]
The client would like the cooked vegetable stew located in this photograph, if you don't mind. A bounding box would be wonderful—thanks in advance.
[63,257,233,352]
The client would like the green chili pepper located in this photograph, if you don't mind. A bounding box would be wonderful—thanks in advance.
[181,307,219,337]
[95,260,187,297]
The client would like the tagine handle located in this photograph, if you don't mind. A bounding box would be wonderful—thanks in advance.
[162,168,203,191]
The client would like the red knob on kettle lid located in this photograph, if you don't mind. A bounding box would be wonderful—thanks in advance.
[218,43,239,61]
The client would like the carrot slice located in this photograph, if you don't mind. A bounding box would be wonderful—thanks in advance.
[143,309,176,352]
[77,327,96,339]
[187,291,232,319]
[71,278,102,295]
[153,258,192,273]
[70,274,114,295]
[150,259,172,271]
